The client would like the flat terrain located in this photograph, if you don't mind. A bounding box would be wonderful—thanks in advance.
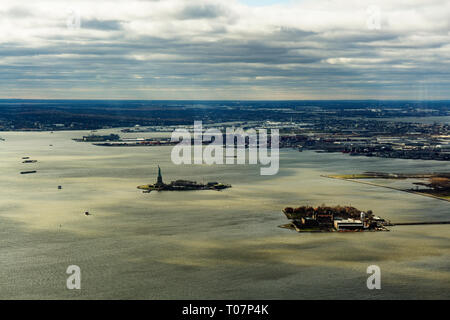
[324,174,450,202]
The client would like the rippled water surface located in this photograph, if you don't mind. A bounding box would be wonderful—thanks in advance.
[0,129,449,299]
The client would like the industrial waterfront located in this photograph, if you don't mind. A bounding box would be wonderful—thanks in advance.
[0,129,449,299]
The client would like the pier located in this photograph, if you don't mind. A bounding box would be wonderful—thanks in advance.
[392,221,450,226]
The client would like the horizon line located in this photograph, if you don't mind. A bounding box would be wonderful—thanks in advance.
[1,98,449,102]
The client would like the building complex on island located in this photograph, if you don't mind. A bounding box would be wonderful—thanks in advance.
[282,205,390,232]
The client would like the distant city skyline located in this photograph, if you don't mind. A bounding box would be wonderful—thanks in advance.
[1,0,449,100]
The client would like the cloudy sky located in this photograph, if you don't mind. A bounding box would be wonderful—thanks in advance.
[1,0,449,100]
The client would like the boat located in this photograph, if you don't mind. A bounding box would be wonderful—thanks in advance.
[20,170,37,174]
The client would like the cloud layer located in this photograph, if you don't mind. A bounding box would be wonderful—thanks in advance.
[1,0,449,99]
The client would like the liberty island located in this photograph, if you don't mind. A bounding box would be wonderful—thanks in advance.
[137,166,231,193]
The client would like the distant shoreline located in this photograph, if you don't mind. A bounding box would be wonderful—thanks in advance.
[322,174,450,202]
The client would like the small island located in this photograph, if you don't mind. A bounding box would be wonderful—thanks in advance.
[73,134,121,142]
[280,205,390,232]
[137,166,231,193]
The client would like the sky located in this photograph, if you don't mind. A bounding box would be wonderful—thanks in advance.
[0,0,449,100]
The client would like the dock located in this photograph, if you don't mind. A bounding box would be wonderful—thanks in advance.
[392,221,450,226]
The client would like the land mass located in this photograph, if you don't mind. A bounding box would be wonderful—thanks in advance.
[137,166,231,193]
[280,205,390,232]
[324,172,450,201]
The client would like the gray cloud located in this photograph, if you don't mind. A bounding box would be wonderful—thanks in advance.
[0,0,449,99]
[178,4,227,20]
[82,19,123,31]
[5,6,32,18]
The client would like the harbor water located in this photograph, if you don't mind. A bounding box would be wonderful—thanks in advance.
[0,129,449,299]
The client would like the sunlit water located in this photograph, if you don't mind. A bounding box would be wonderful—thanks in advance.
[0,129,449,299]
